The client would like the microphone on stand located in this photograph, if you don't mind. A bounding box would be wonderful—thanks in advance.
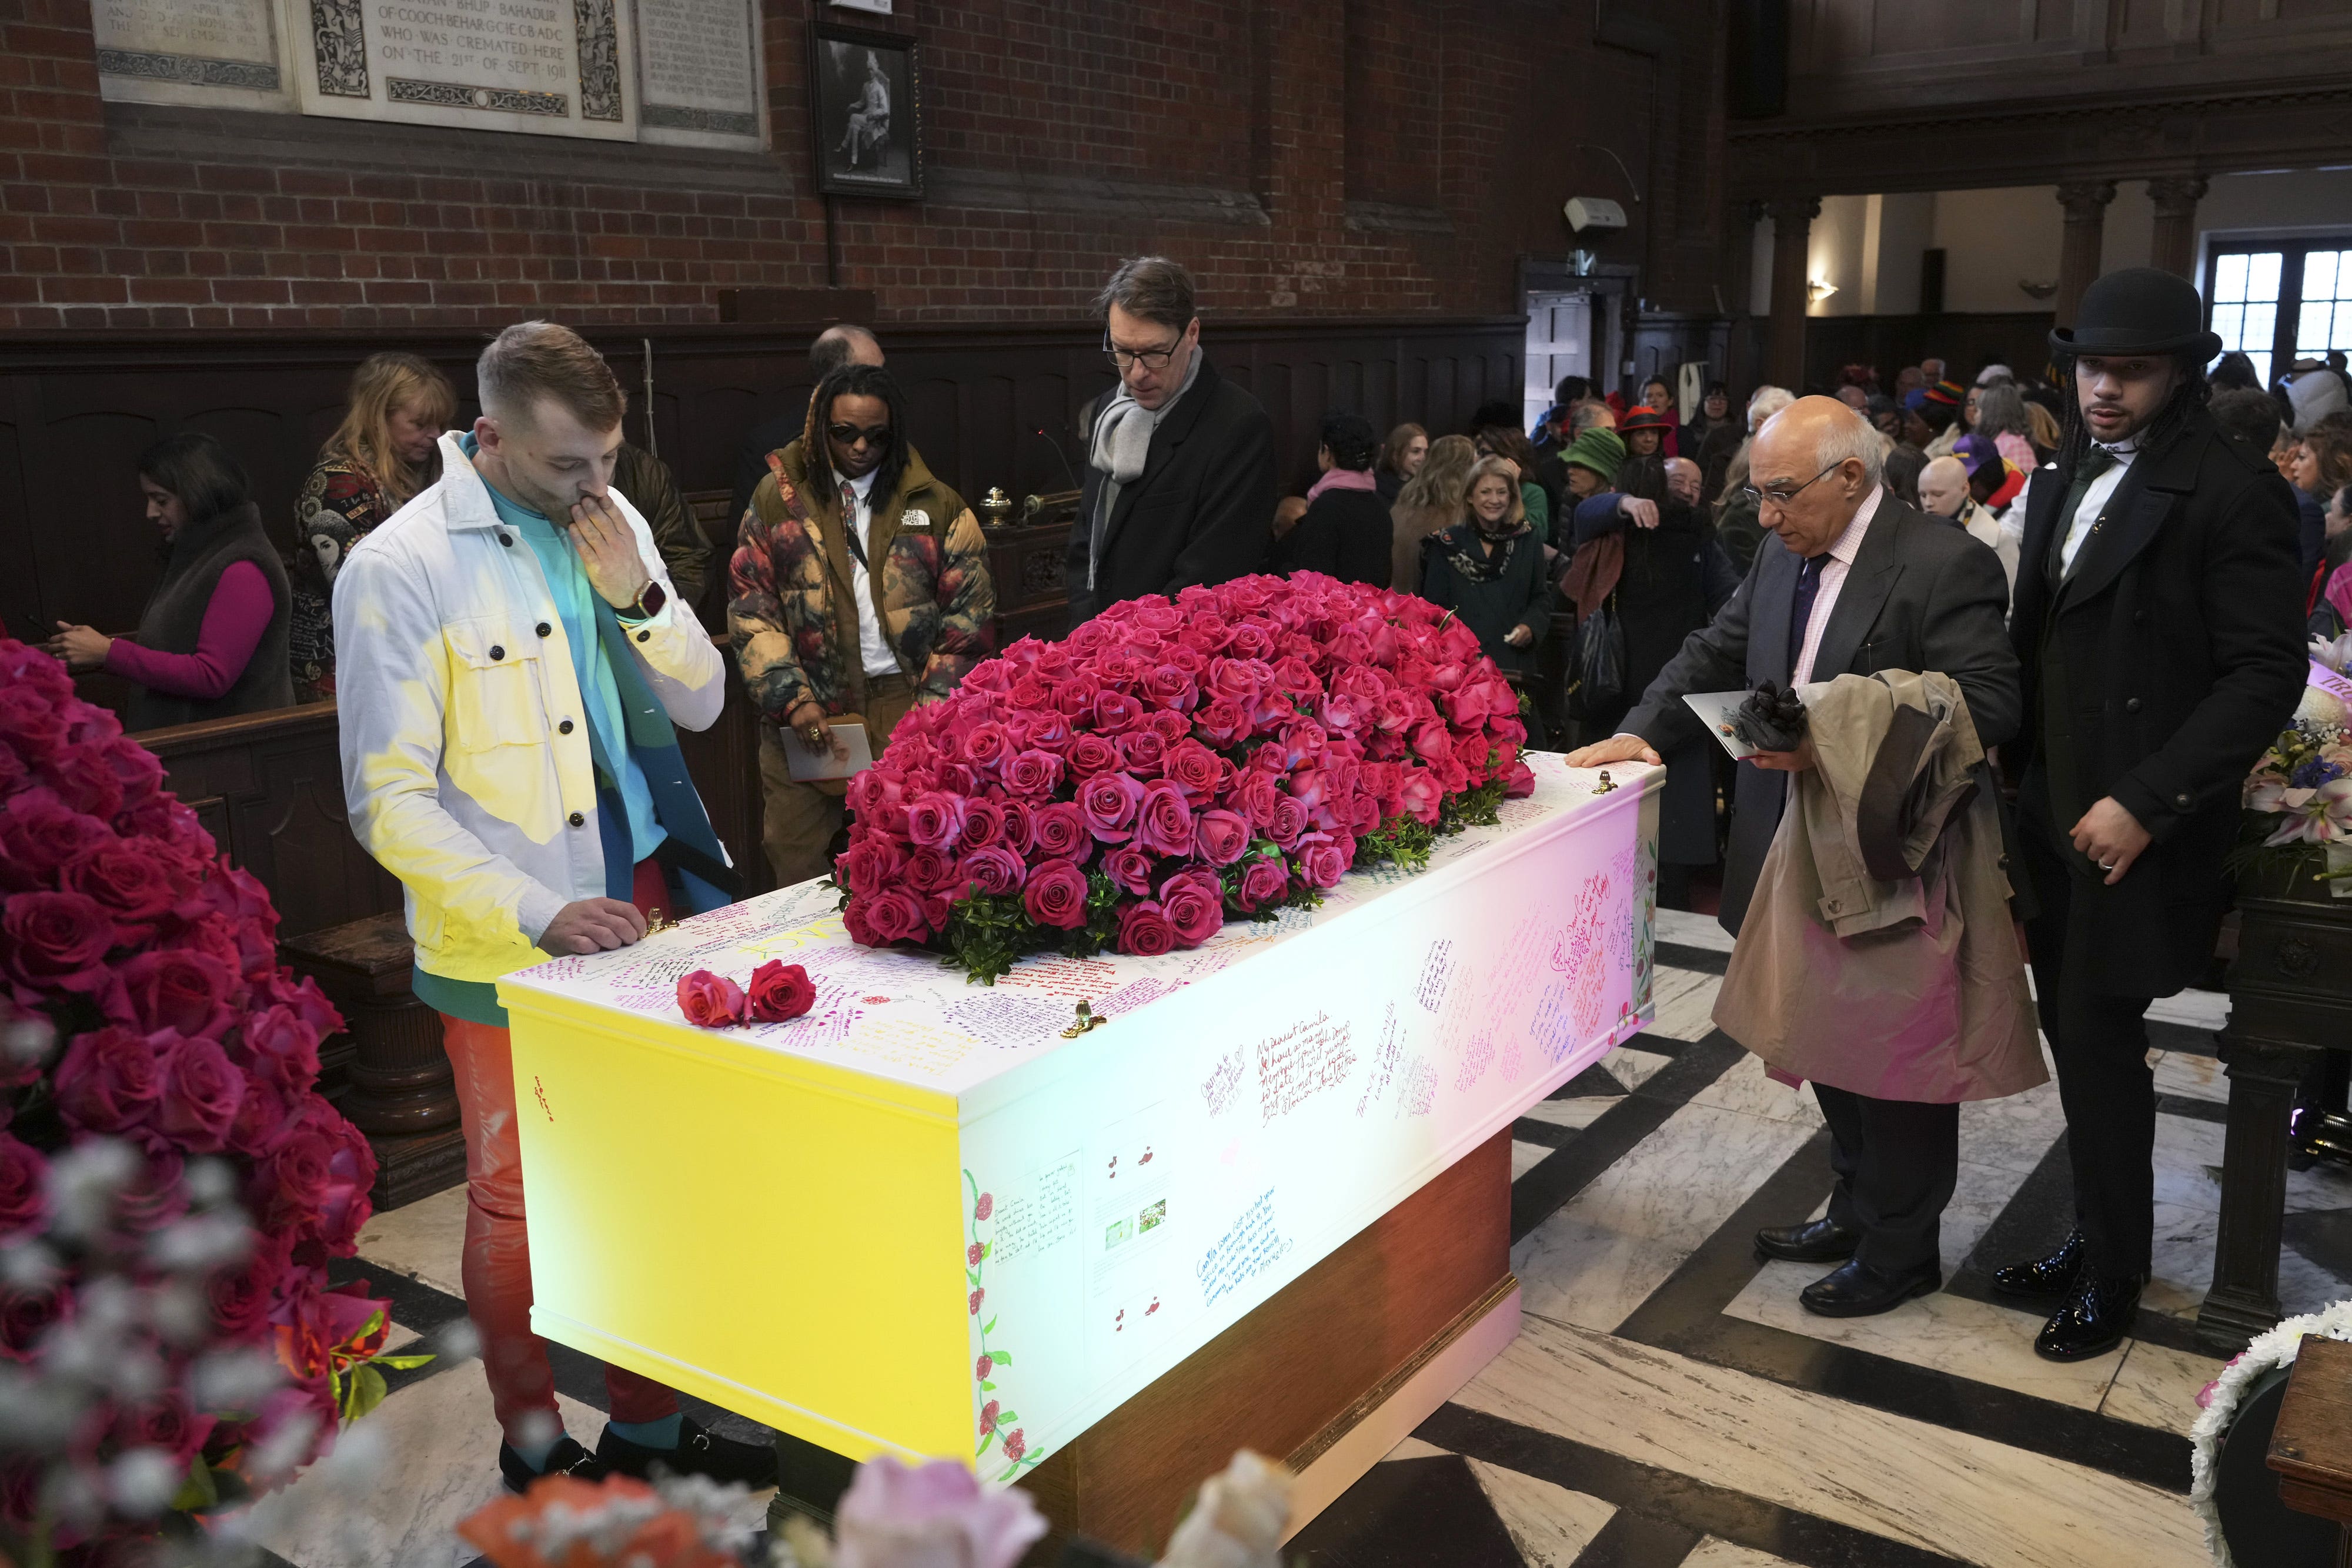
[1032,427,1084,497]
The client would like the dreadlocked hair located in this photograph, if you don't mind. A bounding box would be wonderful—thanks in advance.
[2054,350,2209,462]
[803,361,911,509]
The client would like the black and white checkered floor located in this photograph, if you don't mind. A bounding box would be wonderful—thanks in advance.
[237,909,2352,1566]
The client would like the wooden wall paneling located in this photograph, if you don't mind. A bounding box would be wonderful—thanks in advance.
[0,397,34,648]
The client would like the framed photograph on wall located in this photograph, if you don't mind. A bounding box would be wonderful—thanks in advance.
[808,22,920,199]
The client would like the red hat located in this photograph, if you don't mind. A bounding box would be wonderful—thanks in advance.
[1619,404,1675,433]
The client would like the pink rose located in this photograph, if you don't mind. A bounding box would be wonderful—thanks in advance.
[1454,731,1494,778]
[1077,771,1146,844]
[153,1031,247,1153]
[1066,734,1122,779]
[961,844,1028,897]
[226,1071,293,1158]
[118,1141,189,1234]
[61,836,189,938]
[997,801,1035,855]
[1115,728,1168,777]
[1094,690,1144,734]
[831,1453,1047,1568]
[2,890,115,991]
[1270,656,1322,703]
[858,888,931,944]
[0,1134,45,1239]
[1146,708,1192,745]
[907,791,970,851]
[961,798,1007,852]
[1142,664,1198,711]
[839,837,908,898]
[1297,836,1349,889]
[1267,796,1308,848]
[1158,870,1225,948]
[1002,748,1064,799]
[1235,855,1291,912]
[208,1229,292,1338]
[1504,758,1537,797]
[1410,716,1456,764]
[1117,900,1178,956]
[1194,808,1251,866]
[747,960,817,1023]
[52,1025,163,1134]
[1162,740,1225,801]
[1194,698,1250,747]
[1022,858,1091,930]
[905,846,962,894]
[117,947,235,1038]
[0,1278,68,1361]
[959,721,1012,774]
[1102,847,1155,897]
[1030,802,1088,860]
[1398,767,1444,824]
[1234,769,1282,829]
[1134,783,1197,858]
[242,1003,323,1097]
[113,1392,216,1471]
[676,969,748,1028]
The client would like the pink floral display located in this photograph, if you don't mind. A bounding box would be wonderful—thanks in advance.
[836,573,1536,982]
[0,637,389,1556]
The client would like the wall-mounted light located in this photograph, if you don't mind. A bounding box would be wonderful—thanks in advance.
[1807,277,1839,303]
[2017,279,2057,301]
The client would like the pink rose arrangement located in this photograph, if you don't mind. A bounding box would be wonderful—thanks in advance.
[0,638,397,1559]
[673,961,815,1030]
[836,574,1535,982]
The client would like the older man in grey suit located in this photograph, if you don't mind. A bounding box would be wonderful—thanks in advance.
[1570,396,2021,1318]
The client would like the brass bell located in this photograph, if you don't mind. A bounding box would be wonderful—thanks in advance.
[979,487,1014,529]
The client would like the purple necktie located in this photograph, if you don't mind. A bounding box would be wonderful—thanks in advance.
[1788,553,1826,678]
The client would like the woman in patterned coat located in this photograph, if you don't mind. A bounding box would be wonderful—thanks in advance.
[729,362,996,886]
[289,352,455,699]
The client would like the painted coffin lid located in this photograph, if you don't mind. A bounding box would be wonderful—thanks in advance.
[497,753,1662,1102]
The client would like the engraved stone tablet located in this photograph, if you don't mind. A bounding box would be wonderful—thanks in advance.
[634,0,761,148]
[94,0,290,107]
[293,0,639,140]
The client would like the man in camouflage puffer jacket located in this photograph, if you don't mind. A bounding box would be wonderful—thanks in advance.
[729,362,994,885]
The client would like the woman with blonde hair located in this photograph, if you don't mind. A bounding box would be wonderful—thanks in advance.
[1414,453,1551,744]
[1390,432,1478,593]
[289,351,456,698]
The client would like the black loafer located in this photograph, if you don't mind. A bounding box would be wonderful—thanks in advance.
[1799,1258,1940,1318]
[1990,1228,2087,1302]
[500,1435,607,1495]
[2034,1272,2144,1362]
[597,1416,780,1488]
[1755,1216,1862,1263]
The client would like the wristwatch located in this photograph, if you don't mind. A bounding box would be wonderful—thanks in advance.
[618,580,666,622]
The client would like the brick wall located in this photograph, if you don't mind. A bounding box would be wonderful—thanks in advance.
[0,0,1730,331]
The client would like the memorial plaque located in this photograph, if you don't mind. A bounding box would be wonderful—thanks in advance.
[293,0,639,140]
[633,0,761,148]
[93,0,291,108]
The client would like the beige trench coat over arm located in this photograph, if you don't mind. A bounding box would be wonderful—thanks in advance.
[1712,670,2044,1104]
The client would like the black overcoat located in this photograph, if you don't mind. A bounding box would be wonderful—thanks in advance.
[1065,354,1275,628]
[2009,409,2309,995]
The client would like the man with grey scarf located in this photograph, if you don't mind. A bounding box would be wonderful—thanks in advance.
[1064,256,1276,627]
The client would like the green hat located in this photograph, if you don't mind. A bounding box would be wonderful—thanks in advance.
[1563,426,1627,479]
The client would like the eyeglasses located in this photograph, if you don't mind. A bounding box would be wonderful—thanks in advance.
[1736,460,1846,511]
[826,422,893,447]
[1103,335,1181,372]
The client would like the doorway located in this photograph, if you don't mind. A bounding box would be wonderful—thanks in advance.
[1525,292,1592,431]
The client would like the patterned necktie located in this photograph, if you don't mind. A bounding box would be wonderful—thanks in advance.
[840,480,867,569]
[1787,553,1827,678]
[2049,445,2117,582]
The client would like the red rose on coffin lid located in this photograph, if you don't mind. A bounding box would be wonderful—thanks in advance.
[1022,859,1090,930]
[676,969,747,1028]
[746,960,816,1024]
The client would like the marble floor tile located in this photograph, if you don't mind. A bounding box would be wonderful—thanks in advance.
[1465,1459,1616,1566]
[1945,1157,2035,1272]
[2288,1158,2352,1216]
[1513,1139,1555,1181]
[1381,1435,1452,1462]
[2150,1113,2227,1212]
[1648,967,1725,1043]
[1724,1261,2123,1411]
[232,1369,608,1568]
[2100,1339,2225,1436]
[2146,988,2229,1033]
[1655,907,1736,954]
[1455,1316,2210,1568]
[2143,1201,2350,1321]
[1684,1054,1820,1128]
[1522,1096,1616,1133]
[2148,1049,2225,1104]
[1605,1044,1677,1094]
[1513,1101,1819,1332]
[355,1185,470,1300]
[1682,1540,1801,1568]
[1957,1072,2070,1178]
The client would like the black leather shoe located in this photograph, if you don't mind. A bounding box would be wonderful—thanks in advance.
[597,1416,781,1488]
[1798,1258,1940,1318]
[1990,1229,2087,1301]
[2034,1272,2144,1362]
[1755,1216,1862,1263]
[500,1435,607,1494]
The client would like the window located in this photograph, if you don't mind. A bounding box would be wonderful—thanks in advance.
[2205,239,2352,389]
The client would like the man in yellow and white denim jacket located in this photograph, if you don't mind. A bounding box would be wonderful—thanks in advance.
[334,321,772,1496]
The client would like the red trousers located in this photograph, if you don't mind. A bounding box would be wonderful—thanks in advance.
[437,858,679,1443]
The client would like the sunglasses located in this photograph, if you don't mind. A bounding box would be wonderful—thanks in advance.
[827,422,893,447]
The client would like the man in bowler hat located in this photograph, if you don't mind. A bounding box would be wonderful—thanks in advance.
[1994,268,2308,1359]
